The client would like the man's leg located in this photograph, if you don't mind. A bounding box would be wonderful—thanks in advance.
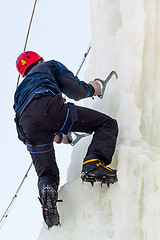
[19,95,63,228]
[29,148,59,193]
[61,105,118,185]
[29,147,60,227]
[69,106,118,164]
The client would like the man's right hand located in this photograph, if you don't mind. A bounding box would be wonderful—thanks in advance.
[89,80,102,97]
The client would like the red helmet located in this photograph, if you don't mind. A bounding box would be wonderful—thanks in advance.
[16,51,43,77]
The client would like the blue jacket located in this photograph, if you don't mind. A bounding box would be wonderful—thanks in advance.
[13,60,94,113]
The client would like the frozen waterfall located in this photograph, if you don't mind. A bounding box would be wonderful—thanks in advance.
[38,1,160,239]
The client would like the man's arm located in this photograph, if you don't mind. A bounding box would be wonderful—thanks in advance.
[54,61,95,100]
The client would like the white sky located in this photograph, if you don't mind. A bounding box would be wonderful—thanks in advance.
[0,0,91,239]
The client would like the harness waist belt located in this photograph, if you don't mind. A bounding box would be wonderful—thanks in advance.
[16,88,55,118]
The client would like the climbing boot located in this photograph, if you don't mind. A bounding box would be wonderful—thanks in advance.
[81,155,118,187]
[39,185,60,228]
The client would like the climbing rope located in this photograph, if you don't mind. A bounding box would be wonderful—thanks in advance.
[0,163,32,230]
[16,0,38,89]
[0,0,91,231]
[0,0,38,231]
[76,42,91,76]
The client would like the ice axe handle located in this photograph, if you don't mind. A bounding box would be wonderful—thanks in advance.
[94,71,118,99]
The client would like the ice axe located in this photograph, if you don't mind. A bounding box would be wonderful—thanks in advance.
[70,132,90,146]
[94,71,118,99]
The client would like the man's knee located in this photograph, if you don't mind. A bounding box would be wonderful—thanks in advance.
[103,116,118,135]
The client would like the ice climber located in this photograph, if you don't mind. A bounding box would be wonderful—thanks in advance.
[14,51,118,228]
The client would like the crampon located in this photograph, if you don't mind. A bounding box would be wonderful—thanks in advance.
[81,170,117,187]
[39,186,62,228]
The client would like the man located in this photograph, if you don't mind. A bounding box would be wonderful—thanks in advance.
[14,51,118,228]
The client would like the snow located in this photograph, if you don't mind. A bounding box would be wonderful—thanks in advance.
[38,0,160,239]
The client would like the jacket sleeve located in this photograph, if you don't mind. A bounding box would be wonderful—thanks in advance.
[53,61,95,101]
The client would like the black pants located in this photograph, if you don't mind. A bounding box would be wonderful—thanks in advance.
[20,93,118,191]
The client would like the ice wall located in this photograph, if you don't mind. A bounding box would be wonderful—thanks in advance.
[38,1,160,239]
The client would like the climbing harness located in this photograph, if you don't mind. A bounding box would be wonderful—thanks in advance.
[26,141,54,154]
[17,88,55,118]
[59,102,78,136]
